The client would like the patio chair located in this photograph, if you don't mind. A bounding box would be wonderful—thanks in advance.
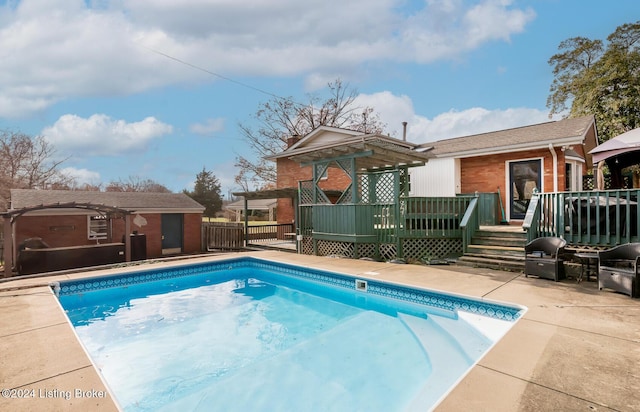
[598,243,640,298]
[524,237,567,281]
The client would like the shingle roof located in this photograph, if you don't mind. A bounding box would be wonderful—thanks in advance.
[424,115,596,157]
[9,189,204,212]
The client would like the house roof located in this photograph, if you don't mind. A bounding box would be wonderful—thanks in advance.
[424,115,597,158]
[226,198,278,211]
[8,189,205,213]
[267,126,434,171]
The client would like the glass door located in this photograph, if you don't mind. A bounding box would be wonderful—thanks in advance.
[509,159,541,220]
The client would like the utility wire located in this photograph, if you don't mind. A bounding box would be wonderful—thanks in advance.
[140,45,298,104]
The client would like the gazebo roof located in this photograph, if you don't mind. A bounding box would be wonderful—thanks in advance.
[232,187,343,200]
[226,198,278,210]
[267,132,434,171]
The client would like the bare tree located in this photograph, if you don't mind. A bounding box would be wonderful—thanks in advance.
[0,130,73,209]
[105,176,172,193]
[235,79,386,190]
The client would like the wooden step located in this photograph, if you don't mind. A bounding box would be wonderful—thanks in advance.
[471,236,527,248]
[456,255,524,272]
[466,245,525,258]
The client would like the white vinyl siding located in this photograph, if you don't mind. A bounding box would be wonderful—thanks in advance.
[408,158,459,197]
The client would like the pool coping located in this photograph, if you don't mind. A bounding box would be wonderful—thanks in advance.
[2,250,640,411]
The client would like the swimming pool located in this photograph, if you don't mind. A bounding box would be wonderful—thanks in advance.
[54,256,526,411]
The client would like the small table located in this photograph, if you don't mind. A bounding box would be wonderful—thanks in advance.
[574,252,599,283]
[283,232,296,242]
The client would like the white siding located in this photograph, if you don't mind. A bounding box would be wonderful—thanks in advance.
[409,158,459,197]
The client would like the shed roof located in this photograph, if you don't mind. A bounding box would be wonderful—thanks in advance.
[9,189,205,213]
[424,115,596,157]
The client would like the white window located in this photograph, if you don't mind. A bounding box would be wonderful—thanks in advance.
[565,160,583,191]
[88,215,108,240]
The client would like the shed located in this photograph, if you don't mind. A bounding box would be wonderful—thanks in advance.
[3,189,205,276]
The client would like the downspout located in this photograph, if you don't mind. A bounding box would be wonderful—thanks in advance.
[549,144,558,192]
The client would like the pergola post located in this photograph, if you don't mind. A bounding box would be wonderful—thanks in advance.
[124,214,132,262]
[3,216,13,278]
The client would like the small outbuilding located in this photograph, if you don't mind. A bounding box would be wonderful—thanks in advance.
[3,189,205,276]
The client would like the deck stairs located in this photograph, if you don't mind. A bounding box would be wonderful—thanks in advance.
[456,225,527,272]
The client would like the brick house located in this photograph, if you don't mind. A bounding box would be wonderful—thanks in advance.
[5,189,205,271]
[266,116,598,226]
[409,115,599,222]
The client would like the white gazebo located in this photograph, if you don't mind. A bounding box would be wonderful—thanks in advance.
[225,198,278,222]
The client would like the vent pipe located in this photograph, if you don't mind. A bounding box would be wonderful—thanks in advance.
[402,122,408,141]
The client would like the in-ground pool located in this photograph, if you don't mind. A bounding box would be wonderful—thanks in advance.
[53,257,526,411]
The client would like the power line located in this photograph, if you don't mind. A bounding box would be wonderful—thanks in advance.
[140,45,294,103]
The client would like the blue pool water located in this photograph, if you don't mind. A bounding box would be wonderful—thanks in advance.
[54,257,525,411]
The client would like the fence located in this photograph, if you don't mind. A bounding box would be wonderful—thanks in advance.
[203,222,295,251]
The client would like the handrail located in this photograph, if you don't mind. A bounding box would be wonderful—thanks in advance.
[522,193,541,243]
[459,197,479,253]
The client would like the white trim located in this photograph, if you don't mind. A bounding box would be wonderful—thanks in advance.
[505,157,544,221]
[440,137,586,159]
[87,215,108,240]
[549,144,558,193]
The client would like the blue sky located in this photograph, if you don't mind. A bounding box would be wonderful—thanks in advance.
[0,0,637,196]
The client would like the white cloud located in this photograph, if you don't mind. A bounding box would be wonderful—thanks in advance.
[189,118,225,136]
[354,91,556,143]
[0,0,536,117]
[42,114,173,156]
[59,166,101,186]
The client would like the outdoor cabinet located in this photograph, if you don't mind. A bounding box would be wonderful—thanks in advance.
[524,237,567,282]
[598,243,640,298]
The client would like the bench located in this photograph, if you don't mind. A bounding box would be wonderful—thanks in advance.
[524,237,567,281]
[598,243,640,298]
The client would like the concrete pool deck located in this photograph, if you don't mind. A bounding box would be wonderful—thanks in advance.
[1,250,639,411]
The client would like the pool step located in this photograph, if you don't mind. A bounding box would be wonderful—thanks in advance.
[162,311,435,412]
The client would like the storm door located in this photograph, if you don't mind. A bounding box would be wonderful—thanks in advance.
[161,213,183,255]
[509,159,541,220]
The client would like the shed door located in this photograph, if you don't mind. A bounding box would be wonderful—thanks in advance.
[509,159,541,220]
[161,214,183,254]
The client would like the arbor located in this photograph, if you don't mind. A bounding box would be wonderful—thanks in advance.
[235,79,386,190]
[0,130,72,208]
[184,167,222,218]
[547,21,640,141]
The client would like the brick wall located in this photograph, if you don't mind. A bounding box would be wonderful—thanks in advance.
[460,148,569,219]
[183,213,203,253]
[15,212,203,259]
[276,158,352,223]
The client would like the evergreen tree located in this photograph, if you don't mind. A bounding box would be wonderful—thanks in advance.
[185,167,222,217]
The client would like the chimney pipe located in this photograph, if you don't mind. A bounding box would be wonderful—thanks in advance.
[402,122,408,141]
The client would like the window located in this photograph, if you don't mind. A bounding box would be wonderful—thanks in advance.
[88,215,108,240]
[565,161,583,191]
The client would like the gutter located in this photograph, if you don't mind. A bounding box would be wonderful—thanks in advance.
[549,144,558,192]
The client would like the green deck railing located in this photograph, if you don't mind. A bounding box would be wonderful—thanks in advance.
[400,196,474,239]
[524,189,640,246]
[302,196,475,242]
[460,197,480,253]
